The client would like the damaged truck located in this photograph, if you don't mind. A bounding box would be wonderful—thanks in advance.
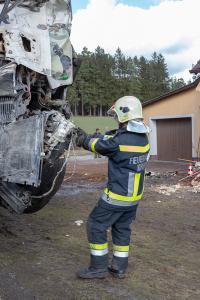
[0,0,78,214]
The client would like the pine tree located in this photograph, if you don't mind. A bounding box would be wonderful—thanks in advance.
[67,84,79,115]
[169,77,186,91]
[67,47,186,114]
[138,56,152,101]
[149,52,170,98]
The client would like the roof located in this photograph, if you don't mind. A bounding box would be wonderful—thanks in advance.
[190,60,200,74]
[143,77,200,107]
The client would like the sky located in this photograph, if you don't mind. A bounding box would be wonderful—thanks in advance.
[72,0,169,12]
[71,0,200,81]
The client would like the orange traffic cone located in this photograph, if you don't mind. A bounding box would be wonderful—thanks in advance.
[188,163,193,176]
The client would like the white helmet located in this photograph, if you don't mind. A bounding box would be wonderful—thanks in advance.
[108,96,150,134]
[107,96,143,123]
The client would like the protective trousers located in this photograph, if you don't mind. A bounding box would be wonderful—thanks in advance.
[87,200,138,272]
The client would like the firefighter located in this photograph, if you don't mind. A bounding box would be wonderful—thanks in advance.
[75,96,150,279]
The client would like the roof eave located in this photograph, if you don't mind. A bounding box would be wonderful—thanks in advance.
[143,77,200,107]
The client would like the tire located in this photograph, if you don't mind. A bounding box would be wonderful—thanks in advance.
[24,157,66,214]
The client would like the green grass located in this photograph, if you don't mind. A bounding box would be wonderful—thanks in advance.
[72,116,116,134]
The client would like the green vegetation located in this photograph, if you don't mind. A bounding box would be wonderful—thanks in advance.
[73,116,116,134]
[68,47,186,116]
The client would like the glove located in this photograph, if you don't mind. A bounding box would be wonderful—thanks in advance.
[105,129,117,136]
[75,127,88,147]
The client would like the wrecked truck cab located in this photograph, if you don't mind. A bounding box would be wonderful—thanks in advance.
[0,0,77,214]
[0,0,73,87]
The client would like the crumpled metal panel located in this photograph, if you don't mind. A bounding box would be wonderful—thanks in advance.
[0,62,30,123]
[0,62,17,96]
[0,0,73,88]
[0,114,44,186]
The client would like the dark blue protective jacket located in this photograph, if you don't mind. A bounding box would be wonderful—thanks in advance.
[83,128,150,207]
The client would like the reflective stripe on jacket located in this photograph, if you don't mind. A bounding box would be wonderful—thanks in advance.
[83,128,150,206]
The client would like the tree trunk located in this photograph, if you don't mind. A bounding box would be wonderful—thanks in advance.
[89,106,92,116]
[81,97,84,116]
[99,104,102,117]
[74,103,77,116]
[93,105,96,116]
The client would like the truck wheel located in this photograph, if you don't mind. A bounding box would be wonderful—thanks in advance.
[24,157,66,214]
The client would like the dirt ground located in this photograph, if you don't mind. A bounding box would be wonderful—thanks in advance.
[0,156,200,300]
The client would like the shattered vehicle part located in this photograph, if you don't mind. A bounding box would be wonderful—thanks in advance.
[0,182,31,214]
[44,111,75,159]
[0,62,31,122]
[0,114,44,186]
[0,0,73,88]
[0,1,77,214]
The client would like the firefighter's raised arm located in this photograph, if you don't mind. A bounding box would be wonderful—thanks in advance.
[75,128,119,158]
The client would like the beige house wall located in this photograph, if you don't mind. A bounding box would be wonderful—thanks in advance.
[143,84,200,158]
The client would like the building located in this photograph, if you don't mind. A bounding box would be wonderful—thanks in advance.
[143,76,200,161]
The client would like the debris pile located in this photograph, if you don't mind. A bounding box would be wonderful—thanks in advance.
[191,174,200,193]
[146,171,177,178]
[151,182,200,196]
[149,159,200,196]
[151,184,183,196]
[179,159,200,190]
[147,159,200,196]
[152,184,181,196]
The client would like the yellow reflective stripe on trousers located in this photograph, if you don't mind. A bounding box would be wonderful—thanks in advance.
[91,138,99,152]
[89,243,108,250]
[119,144,150,153]
[89,243,108,256]
[113,244,129,252]
[104,187,142,202]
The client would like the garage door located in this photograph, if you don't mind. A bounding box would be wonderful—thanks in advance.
[157,118,192,161]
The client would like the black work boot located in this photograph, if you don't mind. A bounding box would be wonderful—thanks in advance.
[108,266,126,279]
[78,266,108,279]
[78,254,108,279]
[108,256,128,279]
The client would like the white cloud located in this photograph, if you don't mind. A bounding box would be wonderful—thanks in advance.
[71,0,200,80]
